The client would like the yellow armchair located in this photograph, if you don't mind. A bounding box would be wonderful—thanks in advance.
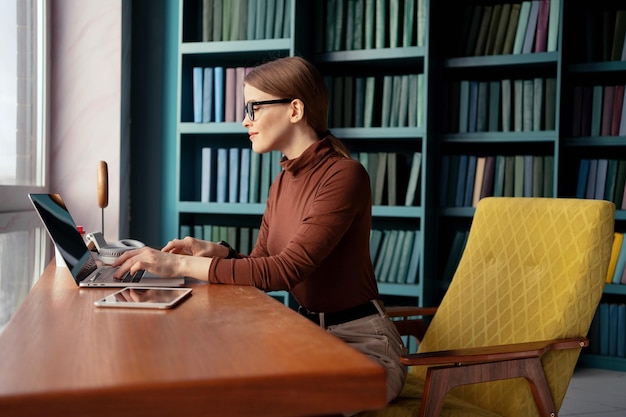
[361,197,615,417]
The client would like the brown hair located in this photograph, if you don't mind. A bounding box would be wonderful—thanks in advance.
[244,56,350,158]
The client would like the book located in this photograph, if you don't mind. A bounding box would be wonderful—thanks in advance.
[595,158,608,200]
[606,232,624,284]
[513,1,532,54]
[501,79,512,131]
[612,10,626,61]
[476,81,489,131]
[484,4,502,56]
[480,155,496,199]
[611,85,625,135]
[239,148,250,203]
[458,80,471,133]
[405,229,421,284]
[224,67,236,122]
[441,229,469,284]
[576,159,591,198]
[212,0,222,41]
[523,154,533,197]
[585,159,598,199]
[503,155,516,196]
[387,230,406,282]
[386,152,398,206]
[404,152,422,206]
[363,76,376,127]
[474,5,493,56]
[472,156,486,207]
[533,0,550,53]
[388,0,400,48]
[514,154,525,197]
[615,160,626,206]
[617,304,626,357]
[612,230,626,284]
[228,148,240,203]
[259,152,272,203]
[373,152,388,205]
[543,155,554,197]
[216,148,229,203]
[235,67,246,121]
[502,2,521,55]
[513,79,523,132]
[213,66,225,122]
[248,150,261,203]
[522,0,540,54]
[438,155,450,207]
[378,230,399,282]
[201,147,216,202]
[402,0,415,47]
[193,67,203,123]
[605,159,619,204]
[394,230,414,284]
[464,155,477,207]
[492,2,511,55]
[601,85,615,136]
[202,0,213,42]
[620,85,626,136]
[546,0,560,52]
[353,0,365,49]
[202,67,214,123]
[522,79,534,131]
[264,0,276,40]
[273,0,285,38]
[455,154,468,207]
[375,0,387,49]
[369,229,384,266]
[580,85,593,136]
[246,0,257,39]
[464,4,484,56]
[381,75,393,127]
[363,0,375,49]
[544,77,556,130]
[533,77,543,131]
[254,0,267,39]
[493,155,506,197]
[416,0,426,46]
[591,85,604,136]
[488,80,501,131]
[532,155,544,197]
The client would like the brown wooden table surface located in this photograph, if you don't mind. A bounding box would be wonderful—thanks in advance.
[0,263,386,417]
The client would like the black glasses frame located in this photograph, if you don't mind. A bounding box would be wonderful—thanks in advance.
[244,99,293,121]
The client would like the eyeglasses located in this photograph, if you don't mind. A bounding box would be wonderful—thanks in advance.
[244,99,293,121]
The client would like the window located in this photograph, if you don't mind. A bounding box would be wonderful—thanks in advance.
[0,0,49,333]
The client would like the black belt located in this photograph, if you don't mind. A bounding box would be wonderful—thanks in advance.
[298,300,382,328]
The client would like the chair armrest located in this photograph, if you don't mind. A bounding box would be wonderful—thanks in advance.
[385,306,438,319]
[400,337,588,366]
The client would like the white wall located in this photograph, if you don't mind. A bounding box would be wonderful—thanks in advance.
[49,0,125,240]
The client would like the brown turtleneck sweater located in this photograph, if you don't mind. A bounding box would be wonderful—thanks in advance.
[208,138,379,313]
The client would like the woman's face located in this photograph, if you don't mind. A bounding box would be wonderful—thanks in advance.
[242,84,294,156]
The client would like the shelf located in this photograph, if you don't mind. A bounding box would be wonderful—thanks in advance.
[332,127,424,140]
[579,354,626,372]
[177,202,265,215]
[180,38,292,55]
[563,136,626,147]
[316,47,425,66]
[603,284,626,295]
[180,122,247,134]
[567,61,626,74]
[372,206,423,218]
[441,131,558,143]
[377,283,423,298]
[445,52,559,70]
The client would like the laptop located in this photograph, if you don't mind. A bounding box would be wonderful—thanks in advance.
[29,193,186,288]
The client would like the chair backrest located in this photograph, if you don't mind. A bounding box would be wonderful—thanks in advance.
[414,197,615,417]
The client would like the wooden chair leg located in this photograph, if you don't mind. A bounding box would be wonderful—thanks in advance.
[419,357,557,417]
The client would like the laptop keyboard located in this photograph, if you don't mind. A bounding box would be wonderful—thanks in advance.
[120,269,145,282]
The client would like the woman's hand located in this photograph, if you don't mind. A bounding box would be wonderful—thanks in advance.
[111,246,212,281]
[162,236,229,258]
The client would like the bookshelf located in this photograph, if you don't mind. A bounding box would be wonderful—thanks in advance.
[131,0,626,371]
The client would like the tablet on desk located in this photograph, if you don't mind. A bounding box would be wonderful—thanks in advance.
[94,287,192,309]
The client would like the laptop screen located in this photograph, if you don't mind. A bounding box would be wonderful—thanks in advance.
[29,193,97,283]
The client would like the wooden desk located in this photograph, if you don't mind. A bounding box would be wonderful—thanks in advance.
[0,263,386,417]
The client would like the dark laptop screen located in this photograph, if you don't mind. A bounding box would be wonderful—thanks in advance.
[29,193,97,283]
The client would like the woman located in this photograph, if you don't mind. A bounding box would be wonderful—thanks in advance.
[113,56,407,405]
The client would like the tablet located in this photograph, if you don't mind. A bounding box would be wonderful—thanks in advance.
[94,287,192,309]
